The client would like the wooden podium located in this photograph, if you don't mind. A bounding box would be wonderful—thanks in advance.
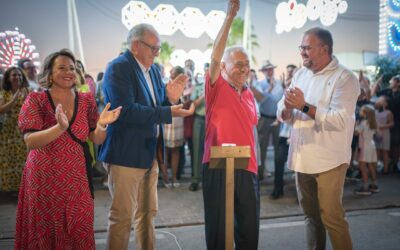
[209,145,251,250]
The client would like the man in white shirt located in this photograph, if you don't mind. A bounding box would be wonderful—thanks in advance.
[277,27,359,250]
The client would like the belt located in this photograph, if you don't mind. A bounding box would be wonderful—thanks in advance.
[260,113,276,119]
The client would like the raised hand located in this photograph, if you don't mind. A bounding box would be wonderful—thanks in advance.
[280,72,287,89]
[358,70,364,81]
[228,0,240,18]
[280,72,286,83]
[55,104,69,131]
[166,74,188,104]
[97,103,122,127]
[171,103,195,117]
[268,78,275,93]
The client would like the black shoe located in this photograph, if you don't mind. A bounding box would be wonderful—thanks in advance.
[354,187,372,196]
[189,183,198,191]
[269,190,283,200]
[368,184,380,193]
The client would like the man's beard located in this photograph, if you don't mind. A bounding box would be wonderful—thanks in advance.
[303,58,312,69]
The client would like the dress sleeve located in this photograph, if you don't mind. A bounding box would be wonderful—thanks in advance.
[18,92,44,133]
[85,93,99,131]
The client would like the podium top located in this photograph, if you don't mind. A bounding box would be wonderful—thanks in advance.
[210,146,251,159]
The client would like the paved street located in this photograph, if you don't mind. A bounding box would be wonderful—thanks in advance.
[1,148,400,249]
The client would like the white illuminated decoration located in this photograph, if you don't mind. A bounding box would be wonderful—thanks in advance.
[276,0,307,34]
[379,0,389,55]
[169,49,212,71]
[388,22,400,51]
[0,27,40,69]
[380,0,400,55]
[121,1,226,39]
[276,0,348,34]
[152,4,179,36]
[205,11,226,38]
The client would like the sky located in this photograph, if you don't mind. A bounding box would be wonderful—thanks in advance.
[0,0,380,78]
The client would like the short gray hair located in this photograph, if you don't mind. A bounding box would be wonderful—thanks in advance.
[222,46,248,63]
[127,23,158,45]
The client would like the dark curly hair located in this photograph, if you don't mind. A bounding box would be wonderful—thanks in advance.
[1,66,29,91]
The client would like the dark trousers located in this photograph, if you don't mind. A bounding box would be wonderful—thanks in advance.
[178,138,193,179]
[191,115,205,183]
[273,137,289,194]
[202,164,260,250]
[257,116,280,178]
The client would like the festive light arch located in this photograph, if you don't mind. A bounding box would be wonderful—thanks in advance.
[275,0,348,34]
[121,1,224,70]
[0,27,40,70]
[121,1,225,39]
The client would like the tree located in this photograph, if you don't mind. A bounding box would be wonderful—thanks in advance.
[156,41,175,65]
[207,17,259,63]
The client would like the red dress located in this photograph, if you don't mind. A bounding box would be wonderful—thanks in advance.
[15,91,98,250]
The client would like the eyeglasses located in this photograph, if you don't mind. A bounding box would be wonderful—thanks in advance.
[298,44,324,52]
[139,40,161,54]
[234,62,250,71]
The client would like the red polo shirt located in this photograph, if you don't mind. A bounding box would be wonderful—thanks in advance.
[202,73,258,174]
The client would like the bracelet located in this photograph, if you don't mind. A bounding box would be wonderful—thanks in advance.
[97,122,108,131]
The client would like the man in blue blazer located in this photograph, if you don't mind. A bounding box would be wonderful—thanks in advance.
[99,23,194,250]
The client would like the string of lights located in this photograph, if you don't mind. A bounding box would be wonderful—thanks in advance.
[379,0,400,56]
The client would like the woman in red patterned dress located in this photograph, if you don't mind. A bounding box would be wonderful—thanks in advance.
[15,49,121,249]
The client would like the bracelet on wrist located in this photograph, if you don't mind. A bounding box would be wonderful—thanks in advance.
[97,122,108,131]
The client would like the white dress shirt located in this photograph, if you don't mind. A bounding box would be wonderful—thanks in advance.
[136,57,160,137]
[277,56,360,174]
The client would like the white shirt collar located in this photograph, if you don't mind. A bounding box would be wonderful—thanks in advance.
[133,54,150,73]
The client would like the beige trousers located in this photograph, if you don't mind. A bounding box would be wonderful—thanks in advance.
[296,163,352,250]
[106,161,159,250]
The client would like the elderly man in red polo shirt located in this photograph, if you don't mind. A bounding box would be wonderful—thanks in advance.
[201,0,259,249]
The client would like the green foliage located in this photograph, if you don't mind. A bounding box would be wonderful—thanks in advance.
[227,18,245,46]
[207,17,259,63]
[157,42,175,65]
[374,56,400,88]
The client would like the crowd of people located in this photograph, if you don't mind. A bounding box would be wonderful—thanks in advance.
[0,0,399,249]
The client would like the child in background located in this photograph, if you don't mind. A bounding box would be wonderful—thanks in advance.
[375,96,394,174]
[355,105,379,195]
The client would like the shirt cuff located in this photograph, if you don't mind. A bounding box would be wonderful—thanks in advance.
[315,106,328,128]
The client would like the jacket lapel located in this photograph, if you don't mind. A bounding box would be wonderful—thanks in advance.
[125,51,155,107]
[149,68,161,105]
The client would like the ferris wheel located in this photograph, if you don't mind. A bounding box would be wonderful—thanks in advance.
[0,27,40,71]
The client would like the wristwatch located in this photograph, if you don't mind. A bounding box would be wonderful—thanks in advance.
[302,103,310,113]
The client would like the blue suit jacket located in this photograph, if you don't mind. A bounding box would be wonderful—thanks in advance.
[98,50,172,169]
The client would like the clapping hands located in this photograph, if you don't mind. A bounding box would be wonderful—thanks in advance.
[171,103,195,117]
[284,87,305,110]
[97,103,122,127]
[55,104,69,131]
[166,74,188,104]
